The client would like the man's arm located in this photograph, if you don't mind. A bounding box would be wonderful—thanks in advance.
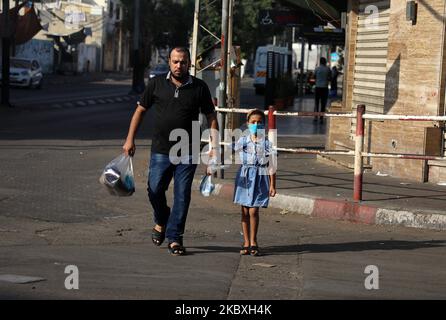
[123,104,147,156]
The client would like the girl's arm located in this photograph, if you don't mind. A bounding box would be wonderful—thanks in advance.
[269,173,276,197]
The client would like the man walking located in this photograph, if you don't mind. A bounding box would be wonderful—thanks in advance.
[314,57,331,123]
[123,47,219,256]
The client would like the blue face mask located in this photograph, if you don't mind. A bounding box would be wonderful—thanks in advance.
[248,123,264,135]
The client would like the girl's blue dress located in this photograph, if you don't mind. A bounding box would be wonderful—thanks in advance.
[233,135,273,208]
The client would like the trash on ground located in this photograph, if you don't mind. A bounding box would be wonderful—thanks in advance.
[376,171,389,177]
[0,274,46,284]
[253,263,276,268]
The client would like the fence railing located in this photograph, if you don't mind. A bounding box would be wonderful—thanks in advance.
[210,105,446,202]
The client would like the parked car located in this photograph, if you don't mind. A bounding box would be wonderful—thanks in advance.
[147,63,169,80]
[0,58,43,89]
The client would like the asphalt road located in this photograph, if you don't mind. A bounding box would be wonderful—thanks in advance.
[0,78,445,300]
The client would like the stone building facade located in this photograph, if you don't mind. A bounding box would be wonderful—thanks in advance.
[326,0,446,183]
[14,0,129,73]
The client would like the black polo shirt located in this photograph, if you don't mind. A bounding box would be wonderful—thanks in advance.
[139,72,215,155]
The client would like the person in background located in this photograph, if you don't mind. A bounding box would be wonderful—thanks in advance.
[330,66,341,98]
[313,57,331,123]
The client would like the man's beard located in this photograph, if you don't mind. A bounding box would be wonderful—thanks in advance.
[171,70,188,82]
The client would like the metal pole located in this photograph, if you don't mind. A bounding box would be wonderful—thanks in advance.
[268,106,277,145]
[1,0,11,107]
[227,0,233,102]
[190,0,200,76]
[299,38,305,97]
[220,0,229,109]
[217,111,225,179]
[353,105,366,202]
[117,7,123,71]
[227,0,234,132]
[218,0,229,179]
[131,0,142,93]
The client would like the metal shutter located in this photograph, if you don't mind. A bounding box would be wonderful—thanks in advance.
[350,0,390,139]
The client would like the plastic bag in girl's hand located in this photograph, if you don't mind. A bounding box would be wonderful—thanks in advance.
[199,175,214,197]
[99,154,135,196]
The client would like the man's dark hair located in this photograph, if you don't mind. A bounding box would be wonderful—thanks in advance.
[169,47,191,61]
[320,57,327,65]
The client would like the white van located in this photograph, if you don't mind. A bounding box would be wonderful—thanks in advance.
[253,45,288,94]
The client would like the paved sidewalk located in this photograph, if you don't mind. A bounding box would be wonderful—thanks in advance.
[195,143,446,231]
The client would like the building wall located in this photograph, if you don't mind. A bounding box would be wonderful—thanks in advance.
[15,39,54,73]
[30,0,108,73]
[327,0,446,182]
[103,0,130,72]
[371,0,446,181]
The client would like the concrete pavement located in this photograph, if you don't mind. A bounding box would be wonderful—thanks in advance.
[1,137,445,300]
[4,73,446,232]
[197,146,446,231]
[1,98,446,300]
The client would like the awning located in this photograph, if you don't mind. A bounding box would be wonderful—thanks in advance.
[16,7,43,45]
[280,0,347,28]
[273,0,347,45]
[42,18,83,37]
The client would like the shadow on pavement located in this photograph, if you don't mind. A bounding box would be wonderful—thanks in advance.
[186,240,446,256]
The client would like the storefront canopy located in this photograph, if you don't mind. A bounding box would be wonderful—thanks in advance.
[280,0,347,28]
[275,0,347,45]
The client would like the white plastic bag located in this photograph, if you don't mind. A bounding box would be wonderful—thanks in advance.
[99,154,135,196]
[199,175,214,197]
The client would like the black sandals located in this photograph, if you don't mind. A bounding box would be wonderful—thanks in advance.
[240,246,250,255]
[151,227,165,246]
[168,242,186,256]
[250,246,261,256]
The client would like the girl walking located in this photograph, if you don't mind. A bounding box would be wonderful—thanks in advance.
[233,109,276,256]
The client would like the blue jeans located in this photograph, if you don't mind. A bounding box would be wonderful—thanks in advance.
[147,153,197,243]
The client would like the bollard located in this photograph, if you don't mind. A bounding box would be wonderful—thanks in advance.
[353,105,366,202]
[268,105,277,145]
[217,111,225,179]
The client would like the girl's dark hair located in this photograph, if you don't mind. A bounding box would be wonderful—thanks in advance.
[246,109,266,123]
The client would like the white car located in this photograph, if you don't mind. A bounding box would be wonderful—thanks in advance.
[0,58,43,89]
[148,63,169,79]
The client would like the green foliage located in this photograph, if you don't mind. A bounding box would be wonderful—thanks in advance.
[120,0,284,67]
[199,0,282,59]
[233,0,283,59]
[120,0,194,67]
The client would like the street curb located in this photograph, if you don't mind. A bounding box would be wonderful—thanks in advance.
[193,178,446,231]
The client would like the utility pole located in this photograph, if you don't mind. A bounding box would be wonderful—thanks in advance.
[131,0,143,93]
[226,0,233,102]
[217,0,229,179]
[190,0,200,77]
[220,0,229,109]
[299,38,305,97]
[1,0,11,107]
